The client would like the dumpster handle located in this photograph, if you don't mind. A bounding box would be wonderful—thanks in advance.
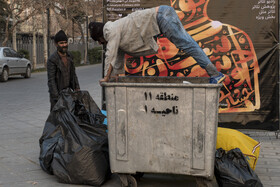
[116,109,128,161]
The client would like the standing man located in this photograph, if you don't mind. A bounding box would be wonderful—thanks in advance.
[47,30,80,110]
[89,5,225,84]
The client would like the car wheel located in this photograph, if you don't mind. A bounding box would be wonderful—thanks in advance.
[24,65,31,78]
[0,68,9,82]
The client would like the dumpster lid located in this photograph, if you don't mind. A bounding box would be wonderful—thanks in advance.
[101,76,223,88]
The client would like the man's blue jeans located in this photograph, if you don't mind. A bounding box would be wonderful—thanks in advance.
[157,5,212,69]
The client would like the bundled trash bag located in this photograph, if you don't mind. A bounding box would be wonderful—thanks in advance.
[39,89,110,186]
[216,127,261,170]
[215,148,263,187]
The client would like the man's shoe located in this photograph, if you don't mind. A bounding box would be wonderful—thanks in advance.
[209,72,225,84]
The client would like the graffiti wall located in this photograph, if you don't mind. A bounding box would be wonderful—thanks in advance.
[104,0,279,130]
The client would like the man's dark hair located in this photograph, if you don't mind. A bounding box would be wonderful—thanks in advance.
[89,22,104,41]
[54,30,68,43]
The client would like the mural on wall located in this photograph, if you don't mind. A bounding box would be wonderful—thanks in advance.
[104,0,279,129]
[125,0,260,113]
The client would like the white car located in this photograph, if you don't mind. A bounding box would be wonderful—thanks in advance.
[0,47,32,82]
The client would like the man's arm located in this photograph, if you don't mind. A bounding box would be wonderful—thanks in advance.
[68,52,80,91]
[99,28,122,84]
[99,48,126,85]
[47,59,59,99]
[99,63,113,84]
[73,66,80,91]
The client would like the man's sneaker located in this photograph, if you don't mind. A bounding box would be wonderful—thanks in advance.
[209,72,225,84]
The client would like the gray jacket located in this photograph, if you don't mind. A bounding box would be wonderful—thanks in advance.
[103,7,160,75]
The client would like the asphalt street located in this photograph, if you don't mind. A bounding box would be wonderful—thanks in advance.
[0,64,197,186]
[0,64,103,186]
[0,64,280,187]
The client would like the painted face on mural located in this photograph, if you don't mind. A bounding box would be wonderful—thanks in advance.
[171,0,207,12]
[171,0,208,22]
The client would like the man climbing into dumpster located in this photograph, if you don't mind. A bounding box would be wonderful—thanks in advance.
[89,5,225,85]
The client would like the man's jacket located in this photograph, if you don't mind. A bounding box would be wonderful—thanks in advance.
[103,7,160,75]
[47,51,80,101]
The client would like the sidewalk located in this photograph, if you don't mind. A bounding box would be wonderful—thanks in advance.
[1,125,279,187]
[239,130,280,187]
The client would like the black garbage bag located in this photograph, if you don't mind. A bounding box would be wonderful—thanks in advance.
[39,89,110,186]
[214,148,263,187]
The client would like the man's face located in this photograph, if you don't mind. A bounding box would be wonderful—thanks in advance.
[56,41,68,54]
[98,37,107,45]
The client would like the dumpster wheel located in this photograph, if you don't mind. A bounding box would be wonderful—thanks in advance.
[119,174,137,187]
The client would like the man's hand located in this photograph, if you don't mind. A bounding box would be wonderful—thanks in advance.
[100,64,114,86]
[99,76,110,86]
